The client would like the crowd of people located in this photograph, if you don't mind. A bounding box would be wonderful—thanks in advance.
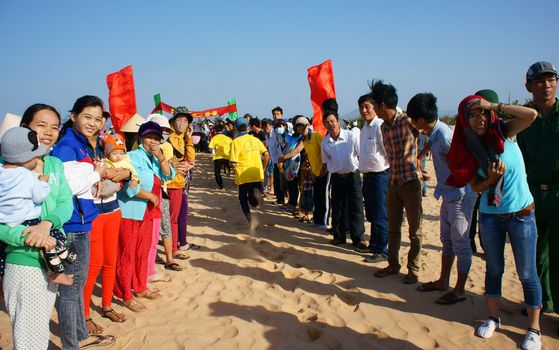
[0,61,557,350]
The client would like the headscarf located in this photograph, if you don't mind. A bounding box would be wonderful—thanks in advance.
[447,95,506,206]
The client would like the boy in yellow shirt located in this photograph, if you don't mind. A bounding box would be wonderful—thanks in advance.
[208,123,232,189]
[229,118,269,224]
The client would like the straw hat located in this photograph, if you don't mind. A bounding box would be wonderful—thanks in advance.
[120,113,145,133]
[0,113,22,140]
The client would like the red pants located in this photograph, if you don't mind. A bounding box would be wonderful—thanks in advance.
[113,217,153,301]
[83,210,121,318]
[168,188,187,253]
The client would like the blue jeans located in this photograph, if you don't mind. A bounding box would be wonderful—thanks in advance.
[479,211,542,308]
[362,170,389,256]
[440,195,476,274]
[58,232,90,349]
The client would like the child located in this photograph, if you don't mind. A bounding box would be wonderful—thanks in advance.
[0,127,75,285]
[298,154,314,223]
[98,134,158,206]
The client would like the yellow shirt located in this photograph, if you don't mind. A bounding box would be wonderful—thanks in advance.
[229,134,267,185]
[209,133,232,160]
[164,133,195,189]
[302,131,324,177]
[104,155,140,182]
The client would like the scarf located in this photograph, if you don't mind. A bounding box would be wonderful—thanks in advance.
[447,95,505,206]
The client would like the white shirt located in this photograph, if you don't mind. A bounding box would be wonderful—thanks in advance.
[321,128,360,174]
[359,117,389,172]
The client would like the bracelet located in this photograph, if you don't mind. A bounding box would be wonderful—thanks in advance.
[497,103,506,114]
[490,103,496,111]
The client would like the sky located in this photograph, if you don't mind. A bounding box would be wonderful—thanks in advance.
[1,0,558,123]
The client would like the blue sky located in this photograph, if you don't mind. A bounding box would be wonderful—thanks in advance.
[1,0,558,122]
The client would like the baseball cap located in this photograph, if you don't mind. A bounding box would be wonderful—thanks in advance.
[294,116,310,126]
[235,118,248,129]
[138,121,163,140]
[526,61,558,81]
[1,127,47,163]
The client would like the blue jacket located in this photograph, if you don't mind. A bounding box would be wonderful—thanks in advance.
[51,128,100,232]
[118,145,176,220]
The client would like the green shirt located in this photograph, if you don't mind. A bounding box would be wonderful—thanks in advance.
[0,156,73,268]
[518,98,559,185]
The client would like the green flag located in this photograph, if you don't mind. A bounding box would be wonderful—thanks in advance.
[227,98,238,120]
[154,93,162,114]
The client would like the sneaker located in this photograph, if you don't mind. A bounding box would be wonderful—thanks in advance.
[521,329,541,350]
[475,317,500,338]
[364,253,388,263]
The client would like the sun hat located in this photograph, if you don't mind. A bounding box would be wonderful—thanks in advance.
[146,113,172,134]
[1,127,47,163]
[138,121,163,140]
[294,116,310,126]
[172,106,193,123]
[103,134,126,156]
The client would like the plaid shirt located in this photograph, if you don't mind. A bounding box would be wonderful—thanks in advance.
[381,111,419,185]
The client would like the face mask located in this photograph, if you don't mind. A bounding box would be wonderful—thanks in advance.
[275,127,285,135]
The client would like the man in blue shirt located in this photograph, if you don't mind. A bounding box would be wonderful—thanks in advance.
[407,93,477,305]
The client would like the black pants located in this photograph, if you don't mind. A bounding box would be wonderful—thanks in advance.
[214,159,228,188]
[273,164,285,204]
[287,177,300,207]
[312,174,329,226]
[330,171,365,244]
[238,182,263,222]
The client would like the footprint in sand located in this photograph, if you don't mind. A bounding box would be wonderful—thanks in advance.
[283,269,303,279]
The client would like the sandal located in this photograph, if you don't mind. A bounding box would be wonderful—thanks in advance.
[85,318,103,335]
[165,262,183,271]
[417,281,449,292]
[181,243,201,251]
[174,253,189,260]
[80,334,116,349]
[102,309,126,323]
[123,299,146,313]
[436,291,467,305]
[374,266,400,278]
[148,272,172,283]
[136,289,162,300]
[155,255,165,265]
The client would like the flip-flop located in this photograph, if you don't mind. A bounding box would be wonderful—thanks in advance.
[436,292,467,305]
[80,335,116,349]
[183,243,201,250]
[165,263,183,271]
[417,281,450,292]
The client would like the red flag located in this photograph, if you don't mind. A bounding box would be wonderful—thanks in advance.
[106,65,137,133]
[151,102,237,118]
[307,59,336,136]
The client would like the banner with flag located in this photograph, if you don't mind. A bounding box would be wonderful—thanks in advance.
[307,59,336,136]
[227,98,238,120]
[106,65,137,134]
[151,101,237,118]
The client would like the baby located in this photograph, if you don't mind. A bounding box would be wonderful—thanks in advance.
[0,127,75,285]
[97,133,158,206]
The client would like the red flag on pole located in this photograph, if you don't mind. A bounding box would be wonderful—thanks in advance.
[106,65,137,134]
[307,59,336,136]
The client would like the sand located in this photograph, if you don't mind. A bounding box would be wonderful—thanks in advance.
[1,153,558,349]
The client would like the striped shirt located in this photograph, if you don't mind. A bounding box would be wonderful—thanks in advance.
[381,111,419,185]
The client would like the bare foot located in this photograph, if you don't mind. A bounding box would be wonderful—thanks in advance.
[49,273,74,286]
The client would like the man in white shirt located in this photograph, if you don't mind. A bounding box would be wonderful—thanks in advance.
[321,110,367,249]
[267,106,287,204]
[358,93,390,262]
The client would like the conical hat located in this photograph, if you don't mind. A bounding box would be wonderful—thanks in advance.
[0,113,22,140]
[120,113,145,133]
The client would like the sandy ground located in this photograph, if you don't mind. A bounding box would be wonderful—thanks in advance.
[1,153,558,350]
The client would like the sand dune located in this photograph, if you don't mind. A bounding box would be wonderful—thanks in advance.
[1,153,558,349]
